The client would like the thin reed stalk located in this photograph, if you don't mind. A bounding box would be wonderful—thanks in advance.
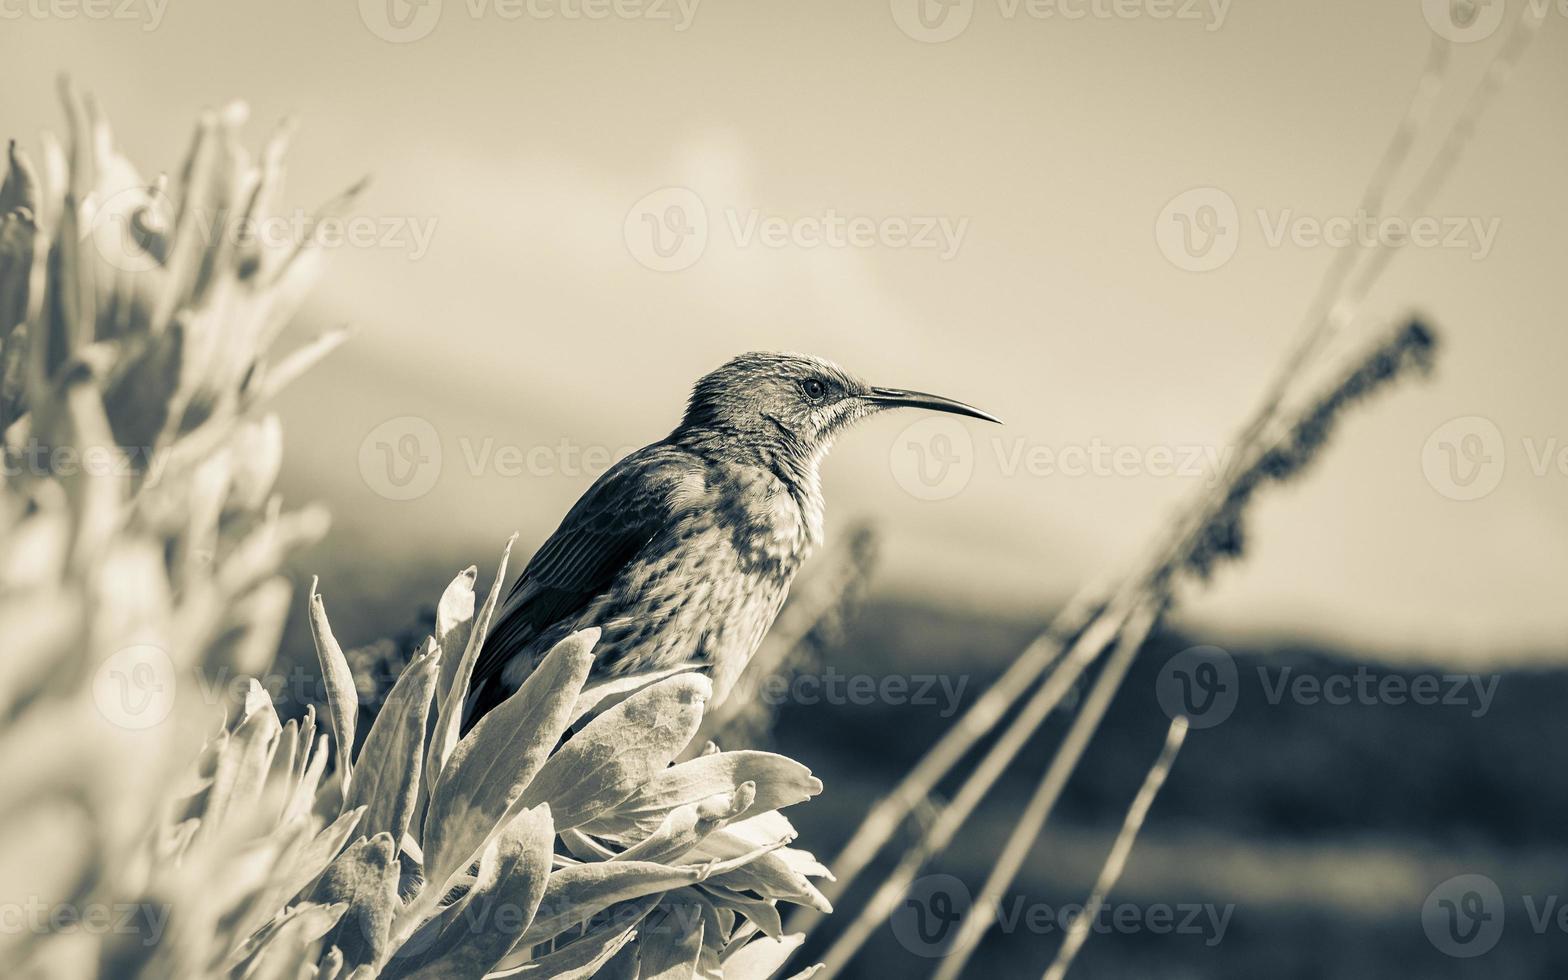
[928,599,1163,980]
[785,585,1102,939]
[808,313,1435,979]
[793,15,1543,972]
[1041,716,1189,980]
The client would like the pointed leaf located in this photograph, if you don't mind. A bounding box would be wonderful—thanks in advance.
[425,543,505,809]
[382,804,553,980]
[232,901,346,980]
[639,901,705,980]
[722,934,807,980]
[488,895,660,979]
[706,848,832,915]
[516,850,771,948]
[614,783,755,865]
[522,673,711,830]
[344,644,439,845]
[701,885,784,939]
[308,832,401,972]
[309,585,359,792]
[582,751,821,840]
[274,806,367,907]
[569,664,704,726]
[196,697,281,845]
[421,629,596,899]
[432,565,478,715]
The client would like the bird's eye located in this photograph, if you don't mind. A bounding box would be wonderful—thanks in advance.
[801,378,827,401]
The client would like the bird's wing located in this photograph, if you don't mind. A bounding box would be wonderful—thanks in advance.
[465,443,707,719]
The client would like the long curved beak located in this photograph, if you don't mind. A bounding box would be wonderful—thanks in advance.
[867,386,1002,424]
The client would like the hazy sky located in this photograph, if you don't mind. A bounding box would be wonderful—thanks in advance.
[4,0,1565,662]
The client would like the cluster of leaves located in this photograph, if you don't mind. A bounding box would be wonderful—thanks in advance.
[0,91,830,979]
[0,86,340,978]
[294,553,830,978]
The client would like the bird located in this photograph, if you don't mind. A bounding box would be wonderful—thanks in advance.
[460,352,999,732]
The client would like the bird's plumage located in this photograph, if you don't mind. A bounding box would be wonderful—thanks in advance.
[461,351,996,732]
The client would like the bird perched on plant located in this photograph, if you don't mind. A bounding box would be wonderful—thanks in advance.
[461,352,998,731]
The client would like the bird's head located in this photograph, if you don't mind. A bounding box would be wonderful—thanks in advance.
[674,351,999,471]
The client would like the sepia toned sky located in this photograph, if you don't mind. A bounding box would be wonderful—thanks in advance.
[4,0,1565,662]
